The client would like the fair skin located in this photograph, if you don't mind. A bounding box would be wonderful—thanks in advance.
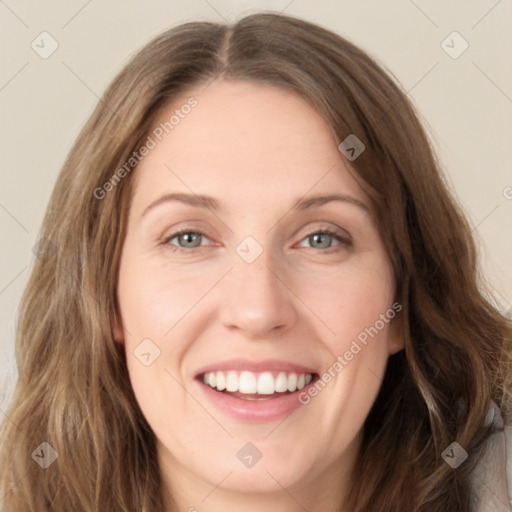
[113,80,404,512]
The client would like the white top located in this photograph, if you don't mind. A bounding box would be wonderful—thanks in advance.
[470,401,512,511]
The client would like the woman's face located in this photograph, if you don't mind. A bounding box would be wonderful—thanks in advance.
[113,80,404,507]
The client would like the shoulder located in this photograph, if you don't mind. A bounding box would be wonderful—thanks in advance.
[469,401,512,511]
[506,423,512,507]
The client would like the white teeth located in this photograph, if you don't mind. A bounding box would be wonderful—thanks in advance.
[216,371,226,391]
[239,371,257,393]
[202,370,314,394]
[287,373,298,392]
[226,371,238,392]
[257,372,275,395]
[275,372,288,393]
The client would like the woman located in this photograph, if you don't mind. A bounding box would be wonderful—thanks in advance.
[0,12,510,512]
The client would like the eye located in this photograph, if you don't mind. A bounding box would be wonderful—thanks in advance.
[161,226,351,254]
[162,229,210,252]
[297,228,351,252]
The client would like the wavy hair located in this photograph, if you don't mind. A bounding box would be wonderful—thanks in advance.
[1,12,511,511]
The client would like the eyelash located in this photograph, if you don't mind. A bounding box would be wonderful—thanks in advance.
[161,227,351,254]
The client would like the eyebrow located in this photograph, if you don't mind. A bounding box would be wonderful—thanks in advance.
[140,192,370,218]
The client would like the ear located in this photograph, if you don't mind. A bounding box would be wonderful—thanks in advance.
[111,311,125,344]
[387,306,405,355]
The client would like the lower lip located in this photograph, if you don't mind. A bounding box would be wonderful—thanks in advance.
[195,377,317,422]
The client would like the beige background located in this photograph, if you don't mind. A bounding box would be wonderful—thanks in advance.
[1,0,511,409]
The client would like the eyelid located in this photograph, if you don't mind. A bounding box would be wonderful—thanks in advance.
[160,227,214,247]
[299,224,352,244]
[160,222,214,242]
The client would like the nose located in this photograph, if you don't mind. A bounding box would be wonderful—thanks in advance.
[218,248,298,339]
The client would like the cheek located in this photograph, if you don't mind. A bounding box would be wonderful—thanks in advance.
[116,253,219,339]
[293,257,397,415]
[293,258,395,344]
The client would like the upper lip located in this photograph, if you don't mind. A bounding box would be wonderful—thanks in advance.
[194,358,319,378]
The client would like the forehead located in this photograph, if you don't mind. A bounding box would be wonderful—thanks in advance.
[130,80,370,217]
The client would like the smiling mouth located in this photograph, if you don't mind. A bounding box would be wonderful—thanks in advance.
[198,370,319,400]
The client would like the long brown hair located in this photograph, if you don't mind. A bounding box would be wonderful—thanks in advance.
[1,12,510,511]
